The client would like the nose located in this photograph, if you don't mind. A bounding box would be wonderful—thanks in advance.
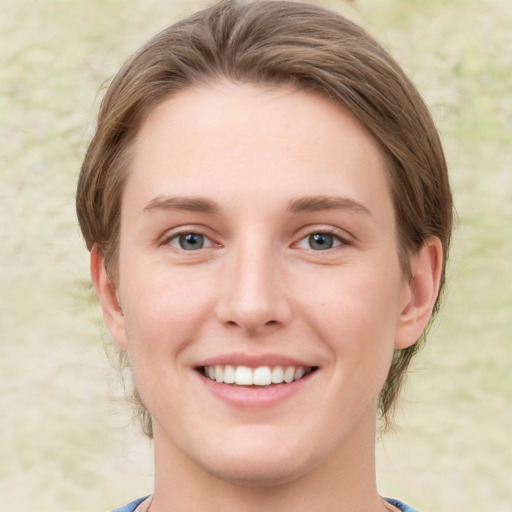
[214,241,293,336]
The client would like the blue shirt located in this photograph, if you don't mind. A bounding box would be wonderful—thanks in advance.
[111,496,420,511]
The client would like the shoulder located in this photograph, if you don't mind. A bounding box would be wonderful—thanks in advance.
[110,496,151,512]
[110,496,419,512]
[385,497,421,512]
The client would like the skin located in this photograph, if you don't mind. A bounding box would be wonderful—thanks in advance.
[92,82,442,512]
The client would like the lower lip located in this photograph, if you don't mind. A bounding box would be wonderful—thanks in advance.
[196,371,316,408]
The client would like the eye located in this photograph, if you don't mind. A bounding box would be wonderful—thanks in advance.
[167,232,212,251]
[297,232,343,251]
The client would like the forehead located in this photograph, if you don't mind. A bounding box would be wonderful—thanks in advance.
[123,82,392,219]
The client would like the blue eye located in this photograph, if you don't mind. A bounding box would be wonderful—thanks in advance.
[296,232,343,251]
[308,233,335,250]
[169,233,207,250]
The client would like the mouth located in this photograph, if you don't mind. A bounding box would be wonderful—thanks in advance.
[198,365,318,386]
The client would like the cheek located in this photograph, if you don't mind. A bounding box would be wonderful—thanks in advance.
[300,265,403,363]
[118,263,216,353]
[308,265,402,326]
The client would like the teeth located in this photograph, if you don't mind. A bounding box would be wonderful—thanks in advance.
[224,364,235,384]
[234,366,253,385]
[271,366,284,384]
[294,367,306,380]
[253,366,272,386]
[203,365,311,386]
[283,366,295,383]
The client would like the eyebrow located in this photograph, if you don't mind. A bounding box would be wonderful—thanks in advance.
[142,194,373,218]
[286,196,373,217]
[143,196,220,214]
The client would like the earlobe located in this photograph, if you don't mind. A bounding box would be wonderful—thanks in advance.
[90,245,128,350]
[395,236,443,350]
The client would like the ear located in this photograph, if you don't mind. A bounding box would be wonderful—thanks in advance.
[395,236,444,350]
[90,245,128,351]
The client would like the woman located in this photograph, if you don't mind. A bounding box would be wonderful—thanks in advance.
[76,1,453,511]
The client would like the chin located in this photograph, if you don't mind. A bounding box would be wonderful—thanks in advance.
[190,428,318,487]
[203,455,307,488]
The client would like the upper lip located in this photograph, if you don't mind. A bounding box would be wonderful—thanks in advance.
[195,353,317,369]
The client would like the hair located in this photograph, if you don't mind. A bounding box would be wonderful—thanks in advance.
[77,0,453,438]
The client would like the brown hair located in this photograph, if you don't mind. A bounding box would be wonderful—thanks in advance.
[77,0,453,437]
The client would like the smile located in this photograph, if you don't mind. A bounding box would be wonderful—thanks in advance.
[200,365,316,386]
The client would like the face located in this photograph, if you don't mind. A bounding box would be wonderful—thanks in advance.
[101,83,416,485]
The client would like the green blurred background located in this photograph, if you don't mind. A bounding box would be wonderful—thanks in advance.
[1,0,510,510]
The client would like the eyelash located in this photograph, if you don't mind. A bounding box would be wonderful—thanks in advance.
[163,231,215,251]
[295,229,348,251]
[162,228,349,253]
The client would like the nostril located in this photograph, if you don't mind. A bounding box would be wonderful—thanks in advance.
[223,318,280,331]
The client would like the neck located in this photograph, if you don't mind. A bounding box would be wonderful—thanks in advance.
[149,416,390,512]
